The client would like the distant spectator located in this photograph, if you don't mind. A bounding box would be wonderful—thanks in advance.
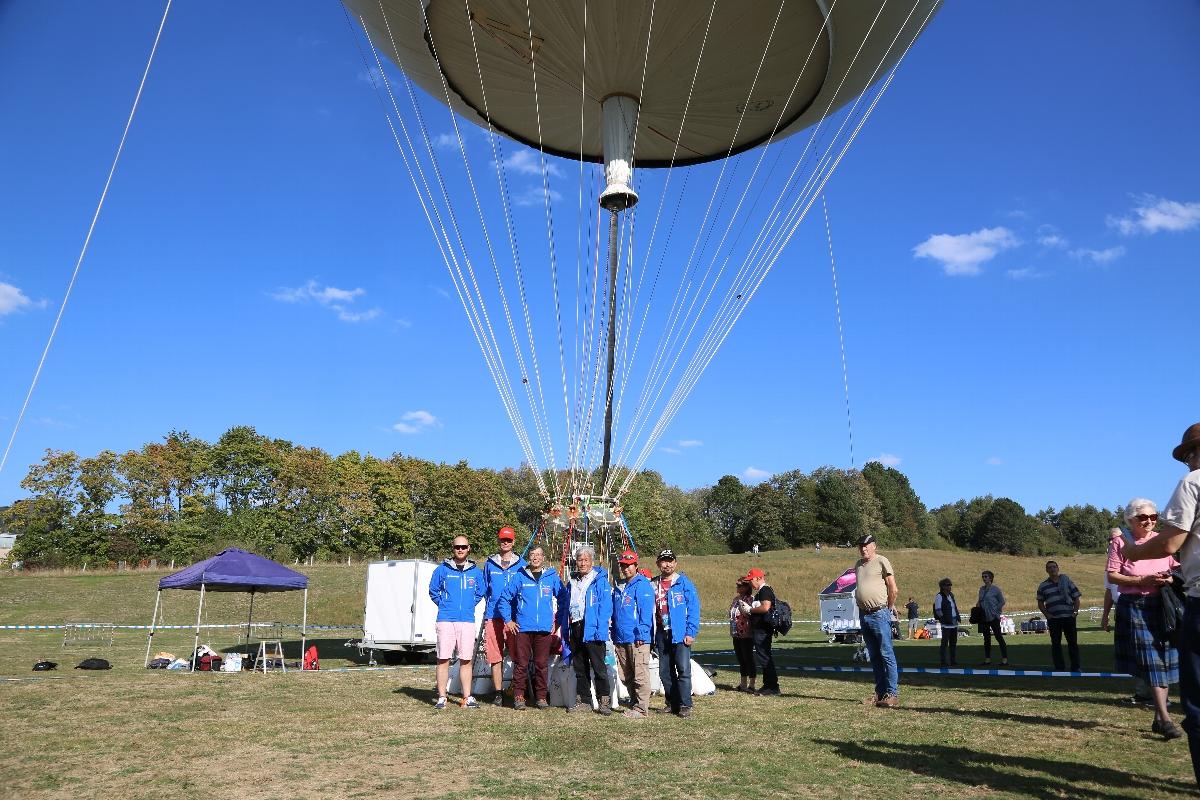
[1108,499,1182,739]
[1036,561,1082,672]
[905,597,920,639]
[933,578,960,667]
[729,578,756,692]
[854,534,900,708]
[744,568,778,696]
[977,571,1009,666]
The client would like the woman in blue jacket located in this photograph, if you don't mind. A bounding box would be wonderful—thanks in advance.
[558,546,614,715]
[499,546,562,710]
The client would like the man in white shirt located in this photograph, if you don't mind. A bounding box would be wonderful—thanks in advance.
[1122,423,1200,784]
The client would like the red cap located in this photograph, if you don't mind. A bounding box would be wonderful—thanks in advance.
[497,526,516,542]
[617,549,638,565]
[745,568,765,581]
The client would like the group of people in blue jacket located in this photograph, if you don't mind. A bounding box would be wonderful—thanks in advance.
[427,527,701,718]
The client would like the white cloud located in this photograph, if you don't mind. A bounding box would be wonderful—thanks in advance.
[913,227,1018,276]
[1109,195,1200,235]
[434,132,465,150]
[513,184,563,207]
[393,409,440,434]
[870,453,902,467]
[677,439,703,448]
[1006,267,1047,280]
[660,447,681,455]
[985,456,1003,466]
[0,282,40,316]
[1037,234,1068,248]
[271,280,380,323]
[742,466,771,482]
[500,149,562,178]
[357,66,385,87]
[1070,246,1125,264]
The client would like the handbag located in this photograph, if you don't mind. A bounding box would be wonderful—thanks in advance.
[968,606,982,625]
[1161,571,1186,644]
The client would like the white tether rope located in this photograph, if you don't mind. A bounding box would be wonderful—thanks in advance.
[0,0,174,477]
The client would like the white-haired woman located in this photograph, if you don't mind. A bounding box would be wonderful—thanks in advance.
[1108,497,1182,739]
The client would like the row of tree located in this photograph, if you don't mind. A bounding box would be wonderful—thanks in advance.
[0,426,1122,568]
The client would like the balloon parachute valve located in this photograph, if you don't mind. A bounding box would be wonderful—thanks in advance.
[599,94,639,212]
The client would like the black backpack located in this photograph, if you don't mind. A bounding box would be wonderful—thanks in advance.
[771,599,793,636]
[75,658,112,670]
[32,660,57,671]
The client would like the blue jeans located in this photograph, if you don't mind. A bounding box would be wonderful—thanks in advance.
[861,608,899,698]
[655,631,693,710]
[1180,597,1200,784]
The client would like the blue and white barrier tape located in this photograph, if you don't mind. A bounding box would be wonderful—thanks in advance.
[700,661,1132,679]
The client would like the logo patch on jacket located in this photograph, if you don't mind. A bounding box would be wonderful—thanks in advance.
[465,577,476,589]
[540,586,552,597]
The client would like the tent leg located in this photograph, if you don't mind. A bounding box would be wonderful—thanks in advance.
[300,588,308,669]
[144,590,162,668]
[246,590,255,644]
[190,583,206,672]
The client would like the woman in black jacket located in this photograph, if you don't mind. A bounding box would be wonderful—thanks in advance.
[933,578,961,667]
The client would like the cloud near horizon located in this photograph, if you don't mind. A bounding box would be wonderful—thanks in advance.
[913,227,1018,276]
[743,466,771,482]
[393,410,440,434]
[1070,246,1125,265]
[1109,195,1200,235]
[870,453,902,467]
[272,280,381,323]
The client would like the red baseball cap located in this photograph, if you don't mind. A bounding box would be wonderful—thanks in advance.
[618,549,638,565]
[497,526,516,542]
[745,568,765,581]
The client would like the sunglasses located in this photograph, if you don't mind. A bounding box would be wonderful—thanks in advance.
[452,544,470,550]
[1135,514,1158,523]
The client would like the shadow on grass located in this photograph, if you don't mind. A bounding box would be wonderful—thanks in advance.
[814,739,1196,800]
[901,704,1101,730]
[392,685,439,705]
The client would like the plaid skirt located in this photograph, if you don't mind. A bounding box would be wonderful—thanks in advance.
[1114,593,1179,687]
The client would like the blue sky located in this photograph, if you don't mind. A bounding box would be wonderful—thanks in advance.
[1,2,1197,515]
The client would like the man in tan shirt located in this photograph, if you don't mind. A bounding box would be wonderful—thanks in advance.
[854,534,900,708]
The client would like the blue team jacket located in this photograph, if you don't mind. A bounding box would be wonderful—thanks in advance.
[428,558,486,623]
[498,565,562,633]
[483,553,528,619]
[652,572,701,643]
[557,566,613,643]
[611,572,655,644]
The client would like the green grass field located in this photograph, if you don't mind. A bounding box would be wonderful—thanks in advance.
[1,549,1193,798]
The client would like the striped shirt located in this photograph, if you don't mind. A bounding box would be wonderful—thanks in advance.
[1036,575,1080,619]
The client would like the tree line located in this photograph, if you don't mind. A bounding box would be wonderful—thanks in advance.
[0,426,1121,569]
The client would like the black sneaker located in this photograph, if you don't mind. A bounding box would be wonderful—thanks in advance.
[756,687,781,696]
[677,706,692,718]
[492,693,504,707]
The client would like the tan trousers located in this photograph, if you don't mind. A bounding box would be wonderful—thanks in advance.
[615,642,650,712]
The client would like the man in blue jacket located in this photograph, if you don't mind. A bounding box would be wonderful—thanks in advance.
[482,526,527,706]
[499,546,561,710]
[652,549,700,717]
[428,535,487,710]
[559,545,614,715]
[611,549,655,719]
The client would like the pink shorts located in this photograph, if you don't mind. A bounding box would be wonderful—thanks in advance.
[483,618,517,665]
[436,621,477,661]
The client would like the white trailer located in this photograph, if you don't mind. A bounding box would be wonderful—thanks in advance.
[358,559,485,664]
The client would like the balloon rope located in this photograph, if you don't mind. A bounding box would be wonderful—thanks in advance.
[618,0,942,496]
[569,0,588,496]
[822,194,855,469]
[0,0,173,478]
[346,6,547,496]
[520,0,571,501]
[430,0,559,486]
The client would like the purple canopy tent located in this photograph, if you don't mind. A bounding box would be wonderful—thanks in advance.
[144,548,309,671]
